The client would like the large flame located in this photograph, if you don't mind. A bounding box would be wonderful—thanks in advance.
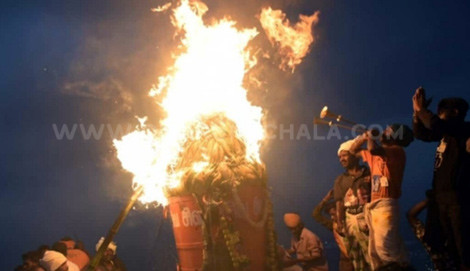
[259,7,319,72]
[114,0,264,205]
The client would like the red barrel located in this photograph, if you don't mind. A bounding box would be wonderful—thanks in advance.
[169,195,204,271]
[229,184,268,271]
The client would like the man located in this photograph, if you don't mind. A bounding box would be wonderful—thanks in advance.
[39,250,80,271]
[407,190,457,271]
[22,250,45,271]
[412,87,470,270]
[59,237,90,270]
[278,245,303,271]
[95,237,127,271]
[460,138,470,271]
[312,189,354,271]
[349,124,413,270]
[284,213,328,271]
[333,140,371,271]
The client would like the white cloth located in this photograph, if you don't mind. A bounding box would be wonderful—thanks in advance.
[364,198,408,270]
[338,140,355,155]
[67,260,80,271]
[40,250,67,271]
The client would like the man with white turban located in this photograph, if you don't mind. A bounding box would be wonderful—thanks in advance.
[39,250,80,271]
[333,139,371,271]
[283,213,328,271]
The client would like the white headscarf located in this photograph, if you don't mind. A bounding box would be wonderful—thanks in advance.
[338,139,355,155]
[40,250,67,271]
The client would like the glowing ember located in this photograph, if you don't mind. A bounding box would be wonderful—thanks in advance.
[259,7,319,72]
[114,0,264,205]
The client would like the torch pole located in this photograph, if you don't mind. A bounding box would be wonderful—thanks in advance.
[87,186,144,271]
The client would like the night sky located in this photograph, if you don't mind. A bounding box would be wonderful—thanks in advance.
[1,0,470,270]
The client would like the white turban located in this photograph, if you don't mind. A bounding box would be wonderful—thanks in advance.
[95,237,117,255]
[338,139,355,156]
[284,213,301,228]
[40,250,67,271]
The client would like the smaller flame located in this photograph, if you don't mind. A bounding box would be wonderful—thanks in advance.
[152,3,172,13]
[259,8,319,72]
[320,106,328,119]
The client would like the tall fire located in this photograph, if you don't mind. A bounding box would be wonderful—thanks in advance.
[110,0,318,270]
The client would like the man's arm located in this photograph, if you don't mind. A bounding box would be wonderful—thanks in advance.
[406,199,428,227]
[299,234,325,262]
[349,134,366,155]
[286,238,296,255]
[335,200,345,236]
[412,86,462,141]
[350,131,384,156]
[413,113,440,142]
[333,178,346,235]
[412,86,439,141]
[312,190,333,231]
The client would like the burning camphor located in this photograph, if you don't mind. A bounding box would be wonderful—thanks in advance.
[114,0,318,205]
[114,0,263,205]
[109,1,318,270]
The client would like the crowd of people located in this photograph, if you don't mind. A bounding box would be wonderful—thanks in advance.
[13,87,469,271]
[14,237,126,271]
[280,87,470,271]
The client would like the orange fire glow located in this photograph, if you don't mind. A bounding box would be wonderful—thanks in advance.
[113,0,317,205]
[259,7,319,72]
[114,0,263,205]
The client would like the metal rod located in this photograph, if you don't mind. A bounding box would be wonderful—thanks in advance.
[336,115,358,126]
[87,186,144,270]
[314,118,357,131]
[319,106,358,126]
[314,118,379,136]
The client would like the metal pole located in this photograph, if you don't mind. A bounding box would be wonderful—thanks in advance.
[87,186,144,271]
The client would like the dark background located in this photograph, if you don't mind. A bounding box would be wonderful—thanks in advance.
[1,0,469,270]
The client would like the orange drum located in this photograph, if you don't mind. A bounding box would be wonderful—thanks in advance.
[229,184,268,271]
[169,195,204,271]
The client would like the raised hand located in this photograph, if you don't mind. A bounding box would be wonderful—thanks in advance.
[412,86,426,112]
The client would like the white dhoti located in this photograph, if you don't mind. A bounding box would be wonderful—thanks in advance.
[364,198,408,270]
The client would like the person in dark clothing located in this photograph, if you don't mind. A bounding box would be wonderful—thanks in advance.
[412,86,470,270]
[312,189,354,271]
[407,190,458,271]
[458,138,470,271]
[22,250,46,271]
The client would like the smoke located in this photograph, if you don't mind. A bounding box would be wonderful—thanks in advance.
[63,78,134,112]
[61,11,175,120]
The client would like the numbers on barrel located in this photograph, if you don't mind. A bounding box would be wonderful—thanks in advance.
[171,212,181,228]
[182,207,203,227]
